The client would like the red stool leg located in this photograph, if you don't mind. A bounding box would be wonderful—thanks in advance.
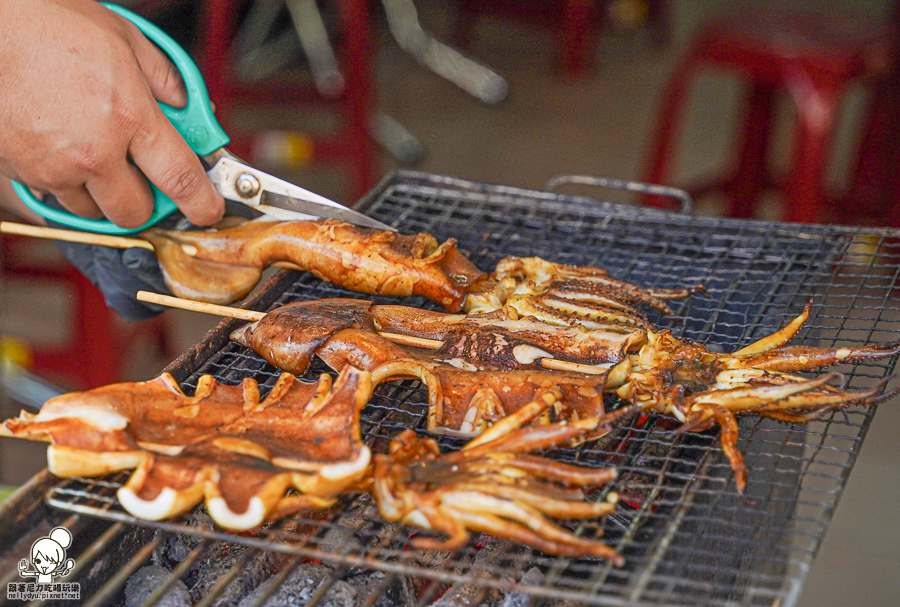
[782,78,842,223]
[337,0,378,201]
[643,59,698,208]
[75,273,121,388]
[728,82,777,219]
[561,0,595,76]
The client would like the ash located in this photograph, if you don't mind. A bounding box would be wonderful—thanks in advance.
[120,513,560,607]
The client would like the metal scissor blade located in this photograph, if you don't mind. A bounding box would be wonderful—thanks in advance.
[205,153,395,231]
[260,190,395,231]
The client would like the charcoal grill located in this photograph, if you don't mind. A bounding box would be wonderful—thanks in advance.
[2,170,899,607]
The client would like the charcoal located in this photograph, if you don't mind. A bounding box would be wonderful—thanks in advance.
[316,580,357,607]
[318,500,401,562]
[152,511,215,567]
[125,565,191,607]
[187,544,287,607]
[427,539,514,607]
[77,525,157,599]
[498,567,543,607]
[344,570,398,607]
[237,562,335,607]
[316,507,370,555]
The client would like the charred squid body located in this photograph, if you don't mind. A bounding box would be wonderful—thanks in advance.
[372,393,631,563]
[0,368,372,529]
[609,304,900,492]
[230,298,643,370]
[231,304,610,437]
[465,256,704,330]
[146,218,485,311]
[369,305,644,368]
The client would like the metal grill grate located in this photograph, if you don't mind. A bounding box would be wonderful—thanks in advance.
[30,171,900,606]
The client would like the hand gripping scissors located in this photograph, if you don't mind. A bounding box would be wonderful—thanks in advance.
[12,3,394,235]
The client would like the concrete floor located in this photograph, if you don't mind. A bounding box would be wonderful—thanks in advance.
[2,0,899,605]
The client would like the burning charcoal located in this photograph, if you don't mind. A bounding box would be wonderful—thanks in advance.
[316,580,357,607]
[237,562,333,607]
[152,511,215,567]
[125,565,191,607]
[316,506,371,555]
[344,571,397,607]
[499,567,543,607]
[427,539,515,607]
[187,544,287,607]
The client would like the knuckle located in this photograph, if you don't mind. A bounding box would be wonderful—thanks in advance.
[161,62,185,96]
[119,205,153,229]
[113,102,142,134]
[72,148,106,176]
[160,166,205,201]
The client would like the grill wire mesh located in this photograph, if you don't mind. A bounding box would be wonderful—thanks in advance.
[31,171,900,606]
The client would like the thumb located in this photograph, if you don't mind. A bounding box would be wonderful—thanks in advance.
[125,21,188,108]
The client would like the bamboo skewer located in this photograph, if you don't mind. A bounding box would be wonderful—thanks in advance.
[136,292,609,376]
[7,222,612,376]
[1,221,155,251]
[138,292,265,322]
[0,220,308,270]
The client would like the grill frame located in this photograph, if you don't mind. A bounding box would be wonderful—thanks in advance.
[3,170,900,607]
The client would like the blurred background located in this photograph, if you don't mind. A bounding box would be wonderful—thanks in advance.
[2,0,900,604]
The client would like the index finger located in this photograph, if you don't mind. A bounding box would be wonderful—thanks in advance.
[129,111,225,226]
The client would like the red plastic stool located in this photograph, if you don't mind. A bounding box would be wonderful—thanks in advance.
[644,10,893,222]
[451,0,670,77]
[1,235,175,391]
[195,0,379,202]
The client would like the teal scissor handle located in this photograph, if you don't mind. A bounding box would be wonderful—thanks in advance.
[14,3,230,235]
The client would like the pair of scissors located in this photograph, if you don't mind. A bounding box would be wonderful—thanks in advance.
[12,3,394,236]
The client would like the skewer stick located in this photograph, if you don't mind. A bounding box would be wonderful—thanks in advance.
[136,292,613,376]
[0,220,308,270]
[137,291,264,322]
[377,332,442,349]
[540,358,608,375]
[1,221,154,251]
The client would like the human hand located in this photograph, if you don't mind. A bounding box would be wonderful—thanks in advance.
[0,0,224,229]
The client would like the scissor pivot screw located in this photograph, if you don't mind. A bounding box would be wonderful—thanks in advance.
[235,173,261,198]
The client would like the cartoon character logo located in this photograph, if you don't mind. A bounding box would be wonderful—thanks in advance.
[18,527,75,584]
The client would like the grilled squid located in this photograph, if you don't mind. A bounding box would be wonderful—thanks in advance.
[609,304,900,492]
[146,218,485,310]
[0,368,372,529]
[229,301,612,436]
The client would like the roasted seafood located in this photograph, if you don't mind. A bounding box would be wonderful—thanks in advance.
[368,304,645,368]
[0,368,372,528]
[230,298,643,371]
[608,305,900,491]
[373,391,630,562]
[146,218,485,310]
[229,302,610,436]
[465,256,704,330]
[144,216,701,325]
[1,368,629,560]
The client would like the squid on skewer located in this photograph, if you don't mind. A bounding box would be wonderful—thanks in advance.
[1,367,372,528]
[465,256,705,330]
[228,297,643,371]
[1,368,628,560]
[373,391,631,563]
[229,300,612,436]
[608,304,900,491]
[145,216,702,325]
[146,218,485,310]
